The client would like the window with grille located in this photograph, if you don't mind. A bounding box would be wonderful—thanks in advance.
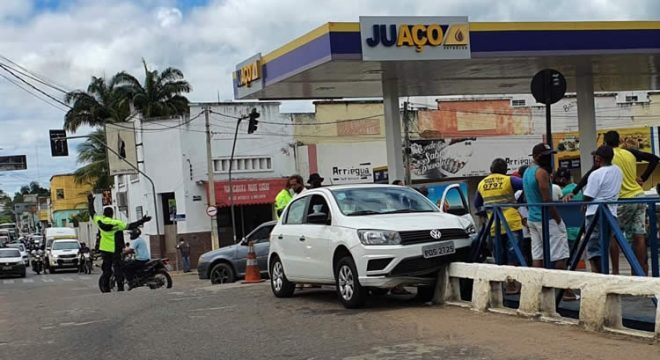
[625,95,639,102]
[214,157,273,173]
[511,99,526,107]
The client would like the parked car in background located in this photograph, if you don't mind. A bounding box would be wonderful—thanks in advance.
[0,248,26,278]
[268,184,474,308]
[6,243,29,266]
[47,239,81,273]
[197,221,275,284]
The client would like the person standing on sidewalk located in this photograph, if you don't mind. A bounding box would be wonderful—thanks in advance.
[522,144,571,270]
[177,238,192,273]
[581,145,623,273]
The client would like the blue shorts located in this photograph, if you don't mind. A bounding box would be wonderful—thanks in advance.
[585,215,602,260]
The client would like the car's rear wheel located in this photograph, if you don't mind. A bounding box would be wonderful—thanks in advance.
[335,256,366,309]
[270,257,295,298]
[210,263,234,284]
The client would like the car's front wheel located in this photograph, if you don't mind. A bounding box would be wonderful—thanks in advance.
[335,256,366,309]
[209,263,234,284]
[270,257,295,298]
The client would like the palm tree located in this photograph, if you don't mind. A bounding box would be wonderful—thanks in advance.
[115,59,191,118]
[63,75,130,132]
[73,129,112,190]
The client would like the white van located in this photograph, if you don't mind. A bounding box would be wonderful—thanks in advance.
[44,228,78,273]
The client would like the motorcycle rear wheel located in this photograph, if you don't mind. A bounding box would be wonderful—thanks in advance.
[150,270,173,289]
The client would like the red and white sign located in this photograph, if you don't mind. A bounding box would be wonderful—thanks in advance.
[210,178,287,207]
[206,206,218,217]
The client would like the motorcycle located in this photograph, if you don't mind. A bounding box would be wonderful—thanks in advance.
[99,258,172,292]
[31,251,44,275]
[80,253,93,274]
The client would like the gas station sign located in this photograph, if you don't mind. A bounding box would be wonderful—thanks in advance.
[360,16,471,61]
[233,53,263,99]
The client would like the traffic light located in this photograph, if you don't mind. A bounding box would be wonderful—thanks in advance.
[49,129,69,157]
[247,108,260,134]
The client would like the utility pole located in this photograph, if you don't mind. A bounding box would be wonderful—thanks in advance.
[403,101,412,185]
[205,106,220,250]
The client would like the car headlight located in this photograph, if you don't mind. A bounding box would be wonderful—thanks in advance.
[464,224,477,235]
[357,230,401,245]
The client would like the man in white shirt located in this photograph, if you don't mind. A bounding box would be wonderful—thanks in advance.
[582,145,623,273]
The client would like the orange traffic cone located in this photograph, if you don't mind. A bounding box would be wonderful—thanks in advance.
[243,241,264,284]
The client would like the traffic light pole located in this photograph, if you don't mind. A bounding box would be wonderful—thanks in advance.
[57,135,160,245]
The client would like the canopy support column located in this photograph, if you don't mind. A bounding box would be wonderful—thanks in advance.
[382,78,404,184]
[576,61,597,176]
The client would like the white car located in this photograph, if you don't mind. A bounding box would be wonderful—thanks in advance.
[47,239,81,272]
[268,184,474,308]
[0,248,26,278]
[6,243,29,266]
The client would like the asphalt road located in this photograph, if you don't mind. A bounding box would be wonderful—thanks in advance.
[1,270,659,360]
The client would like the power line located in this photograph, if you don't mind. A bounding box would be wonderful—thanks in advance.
[0,55,69,93]
[0,72,68,112]
[0,64,70,109]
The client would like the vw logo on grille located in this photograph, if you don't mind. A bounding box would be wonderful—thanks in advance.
[430,229,442,240]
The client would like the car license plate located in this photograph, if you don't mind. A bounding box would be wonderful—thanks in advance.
[422,242,455,259]
[2,266,12,270]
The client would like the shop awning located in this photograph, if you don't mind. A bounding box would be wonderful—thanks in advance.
[210,178,287,208]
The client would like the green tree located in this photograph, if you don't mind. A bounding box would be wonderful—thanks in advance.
[115,59,191,118]
[73,129,112,191]
[63,75,131,132]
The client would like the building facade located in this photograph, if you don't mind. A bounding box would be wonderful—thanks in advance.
[113,102,295,266]
[50,174,93,227]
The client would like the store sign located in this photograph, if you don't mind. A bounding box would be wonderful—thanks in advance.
[212,178,286,207]
[234,53,263,99]
[330,163,374,184]
[360,16,470,61]
[409,136,541,180]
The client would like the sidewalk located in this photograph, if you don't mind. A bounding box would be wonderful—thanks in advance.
[170,270,199,278]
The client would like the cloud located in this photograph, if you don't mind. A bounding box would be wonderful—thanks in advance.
[0,0,658,193]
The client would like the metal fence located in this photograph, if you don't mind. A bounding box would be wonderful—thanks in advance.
[476,197,660,277]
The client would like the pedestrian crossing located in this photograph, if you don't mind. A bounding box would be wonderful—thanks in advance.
[1,275,96,285]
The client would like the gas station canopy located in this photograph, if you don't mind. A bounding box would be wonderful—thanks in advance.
[233,17,660,181]
[233,19,660,100]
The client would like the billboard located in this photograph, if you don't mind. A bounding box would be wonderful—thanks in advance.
[409,136,542,180]
[105,123,138,175]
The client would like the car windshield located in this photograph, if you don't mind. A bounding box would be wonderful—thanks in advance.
[0,249,20,258]
[52,241,80,250]
[331,187,438,216]
[7,243,25,252]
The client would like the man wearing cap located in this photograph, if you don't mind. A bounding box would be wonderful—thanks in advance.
[307,173,324,189]
[569,130,659,274]
[582,145,623,272]
[522,144,571,271]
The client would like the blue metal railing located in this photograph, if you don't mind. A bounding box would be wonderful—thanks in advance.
[478,197,660,278]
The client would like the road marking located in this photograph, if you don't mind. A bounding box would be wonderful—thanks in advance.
[78,276,91,280]
[2,280,14,284]
[189,305,236,312]
[22,279,34,283]
[41,278,54,282]
[61,277,74,281]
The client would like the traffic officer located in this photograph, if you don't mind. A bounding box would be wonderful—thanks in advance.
[88,193,151,292]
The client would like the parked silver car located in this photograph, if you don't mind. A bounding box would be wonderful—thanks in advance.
[197,221,274,284]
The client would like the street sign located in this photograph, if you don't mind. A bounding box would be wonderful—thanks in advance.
[531,69,567,105]
[49,129,68,157]
[0,155,27,171]
[206,206,218,217]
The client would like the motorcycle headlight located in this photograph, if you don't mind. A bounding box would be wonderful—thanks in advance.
[357,230,401,245]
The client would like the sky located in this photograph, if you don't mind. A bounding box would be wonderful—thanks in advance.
[1,0,660,194]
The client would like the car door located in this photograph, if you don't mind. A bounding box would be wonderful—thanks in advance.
[273,196,309,279]
[440,184,475,226]
[300,194,334,281]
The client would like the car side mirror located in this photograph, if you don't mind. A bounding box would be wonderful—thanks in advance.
[240,238,248,246]
[307,212,330,225]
